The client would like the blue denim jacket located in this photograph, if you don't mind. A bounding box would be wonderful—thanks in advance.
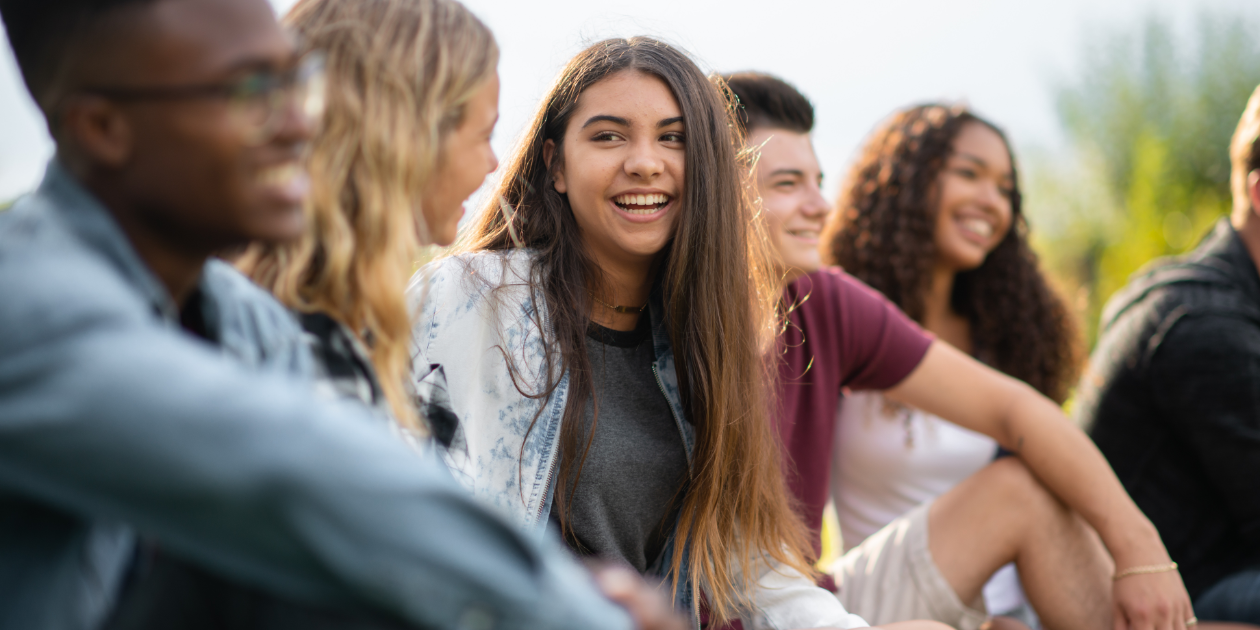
[0,163,633,630]
[408,251,870,630]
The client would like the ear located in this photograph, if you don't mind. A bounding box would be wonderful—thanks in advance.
[543,138,566,194]
[1249,171,1260,220]
[60,95,134,168]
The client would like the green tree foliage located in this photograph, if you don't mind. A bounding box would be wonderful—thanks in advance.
[1025,10,1260,345]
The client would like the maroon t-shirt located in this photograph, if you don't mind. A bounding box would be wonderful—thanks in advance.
[776,268,934,554]
[701,270,931,628]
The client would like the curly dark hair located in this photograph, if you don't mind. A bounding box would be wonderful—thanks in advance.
[822,103,1080,403]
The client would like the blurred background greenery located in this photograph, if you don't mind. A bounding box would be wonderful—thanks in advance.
[1023,9,1260,347]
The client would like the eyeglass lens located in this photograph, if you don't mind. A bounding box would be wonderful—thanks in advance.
[234,53,327,145]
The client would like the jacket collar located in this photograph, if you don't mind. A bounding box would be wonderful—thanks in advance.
[1192,218,1260,302]
[645,280,695,468]
[39,160,185,324]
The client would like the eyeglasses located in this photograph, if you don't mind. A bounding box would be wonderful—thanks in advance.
[81,53,327,145]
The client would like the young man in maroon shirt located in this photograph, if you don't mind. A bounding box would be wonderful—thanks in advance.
[723,72,1197,630]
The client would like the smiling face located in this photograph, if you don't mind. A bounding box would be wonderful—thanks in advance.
[91,0,314,250]
[747,127,828,282]
[422,71,500,246]
[932,121,1015,272]
[546,70,685,270]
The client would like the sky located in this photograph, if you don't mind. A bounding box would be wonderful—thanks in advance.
[0,0,1256,204]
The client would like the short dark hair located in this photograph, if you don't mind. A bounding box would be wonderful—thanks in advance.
[721,71,814,135]
[0,0,158,113]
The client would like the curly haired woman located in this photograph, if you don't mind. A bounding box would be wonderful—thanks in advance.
[722,73,1195,630]
[824,104,1078,628]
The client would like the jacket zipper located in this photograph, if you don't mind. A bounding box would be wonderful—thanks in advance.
[535,283,562,526]
[535,457,558,524]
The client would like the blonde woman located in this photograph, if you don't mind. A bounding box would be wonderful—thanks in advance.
[238,0,499,433]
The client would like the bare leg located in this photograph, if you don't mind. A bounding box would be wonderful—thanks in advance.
[928,458,1114,630]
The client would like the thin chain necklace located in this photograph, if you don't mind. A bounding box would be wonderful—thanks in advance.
[589,292,646,315]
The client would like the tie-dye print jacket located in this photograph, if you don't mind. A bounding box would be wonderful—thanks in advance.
[408,249,870,630]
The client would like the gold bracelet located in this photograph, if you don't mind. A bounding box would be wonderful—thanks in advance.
[1113,562,1178,581]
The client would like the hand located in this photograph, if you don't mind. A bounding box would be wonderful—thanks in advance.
[593,564,689,630]
[1112,569,1195,630]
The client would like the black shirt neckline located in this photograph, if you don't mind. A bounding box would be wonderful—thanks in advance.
[586,313,651,348]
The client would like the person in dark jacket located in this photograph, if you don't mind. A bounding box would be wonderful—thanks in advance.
[1075,84,1260,625]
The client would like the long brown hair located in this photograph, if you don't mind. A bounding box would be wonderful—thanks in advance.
[459,37,814,620]
[823,104,1079,402]
[237,0,498,429]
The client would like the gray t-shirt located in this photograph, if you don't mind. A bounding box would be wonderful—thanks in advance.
[550,316,689,573]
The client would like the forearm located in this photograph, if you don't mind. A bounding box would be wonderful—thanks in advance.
[0,329,630,630]
[887,343,1167,568]
[1000,386,1166,568]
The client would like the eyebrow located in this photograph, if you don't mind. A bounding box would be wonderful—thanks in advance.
[580,115,686,129]
[955,152,988,169]
[769,168,806,178]
[214,55,291,80]
[582,115,629,129]
[955,152,1013,180]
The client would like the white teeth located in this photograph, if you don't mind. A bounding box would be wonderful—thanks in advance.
[257,163,302,187]
[961,217,993,238]
[613,192,669,207]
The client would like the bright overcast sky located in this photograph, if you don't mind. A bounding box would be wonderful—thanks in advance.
[0,0,1256,203]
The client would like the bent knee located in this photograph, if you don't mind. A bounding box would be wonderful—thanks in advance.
[979,458,1067,519]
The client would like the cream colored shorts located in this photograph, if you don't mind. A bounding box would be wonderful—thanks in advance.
[828,501,988,630]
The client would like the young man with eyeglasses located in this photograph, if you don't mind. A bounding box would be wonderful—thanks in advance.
[0,1,683,629]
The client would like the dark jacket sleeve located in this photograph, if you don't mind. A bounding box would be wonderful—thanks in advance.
[1149,313,1260,539]
[0,257,631,630]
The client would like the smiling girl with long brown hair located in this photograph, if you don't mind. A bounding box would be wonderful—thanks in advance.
[407,37,947,629]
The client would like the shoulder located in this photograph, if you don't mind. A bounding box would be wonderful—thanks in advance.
[1153,310,1260,366]
[790,267,907,326]
[0,200,153,345]
[1100,260,1259,353]
[408,248,550,362]
[1102,244,1255,324]
[409,249,536,304]
[203,259,301,334]
[203,260,312,374]
[408,249,545,337]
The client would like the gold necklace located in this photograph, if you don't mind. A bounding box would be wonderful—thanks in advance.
[589,292,646,315]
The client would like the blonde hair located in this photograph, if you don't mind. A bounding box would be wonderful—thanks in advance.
[238,0,498,430]
[1231,84,1260,218]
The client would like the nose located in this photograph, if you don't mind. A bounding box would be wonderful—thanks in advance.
[487,146,500,175]
[979,179,1011,215]
[624,138,664,181]
[802,180,829,219]
[268,93,315,148]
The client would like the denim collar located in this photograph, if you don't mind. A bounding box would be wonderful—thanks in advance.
[38,160,184,325]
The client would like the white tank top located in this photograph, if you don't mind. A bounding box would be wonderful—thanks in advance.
[831,390,1027,615]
